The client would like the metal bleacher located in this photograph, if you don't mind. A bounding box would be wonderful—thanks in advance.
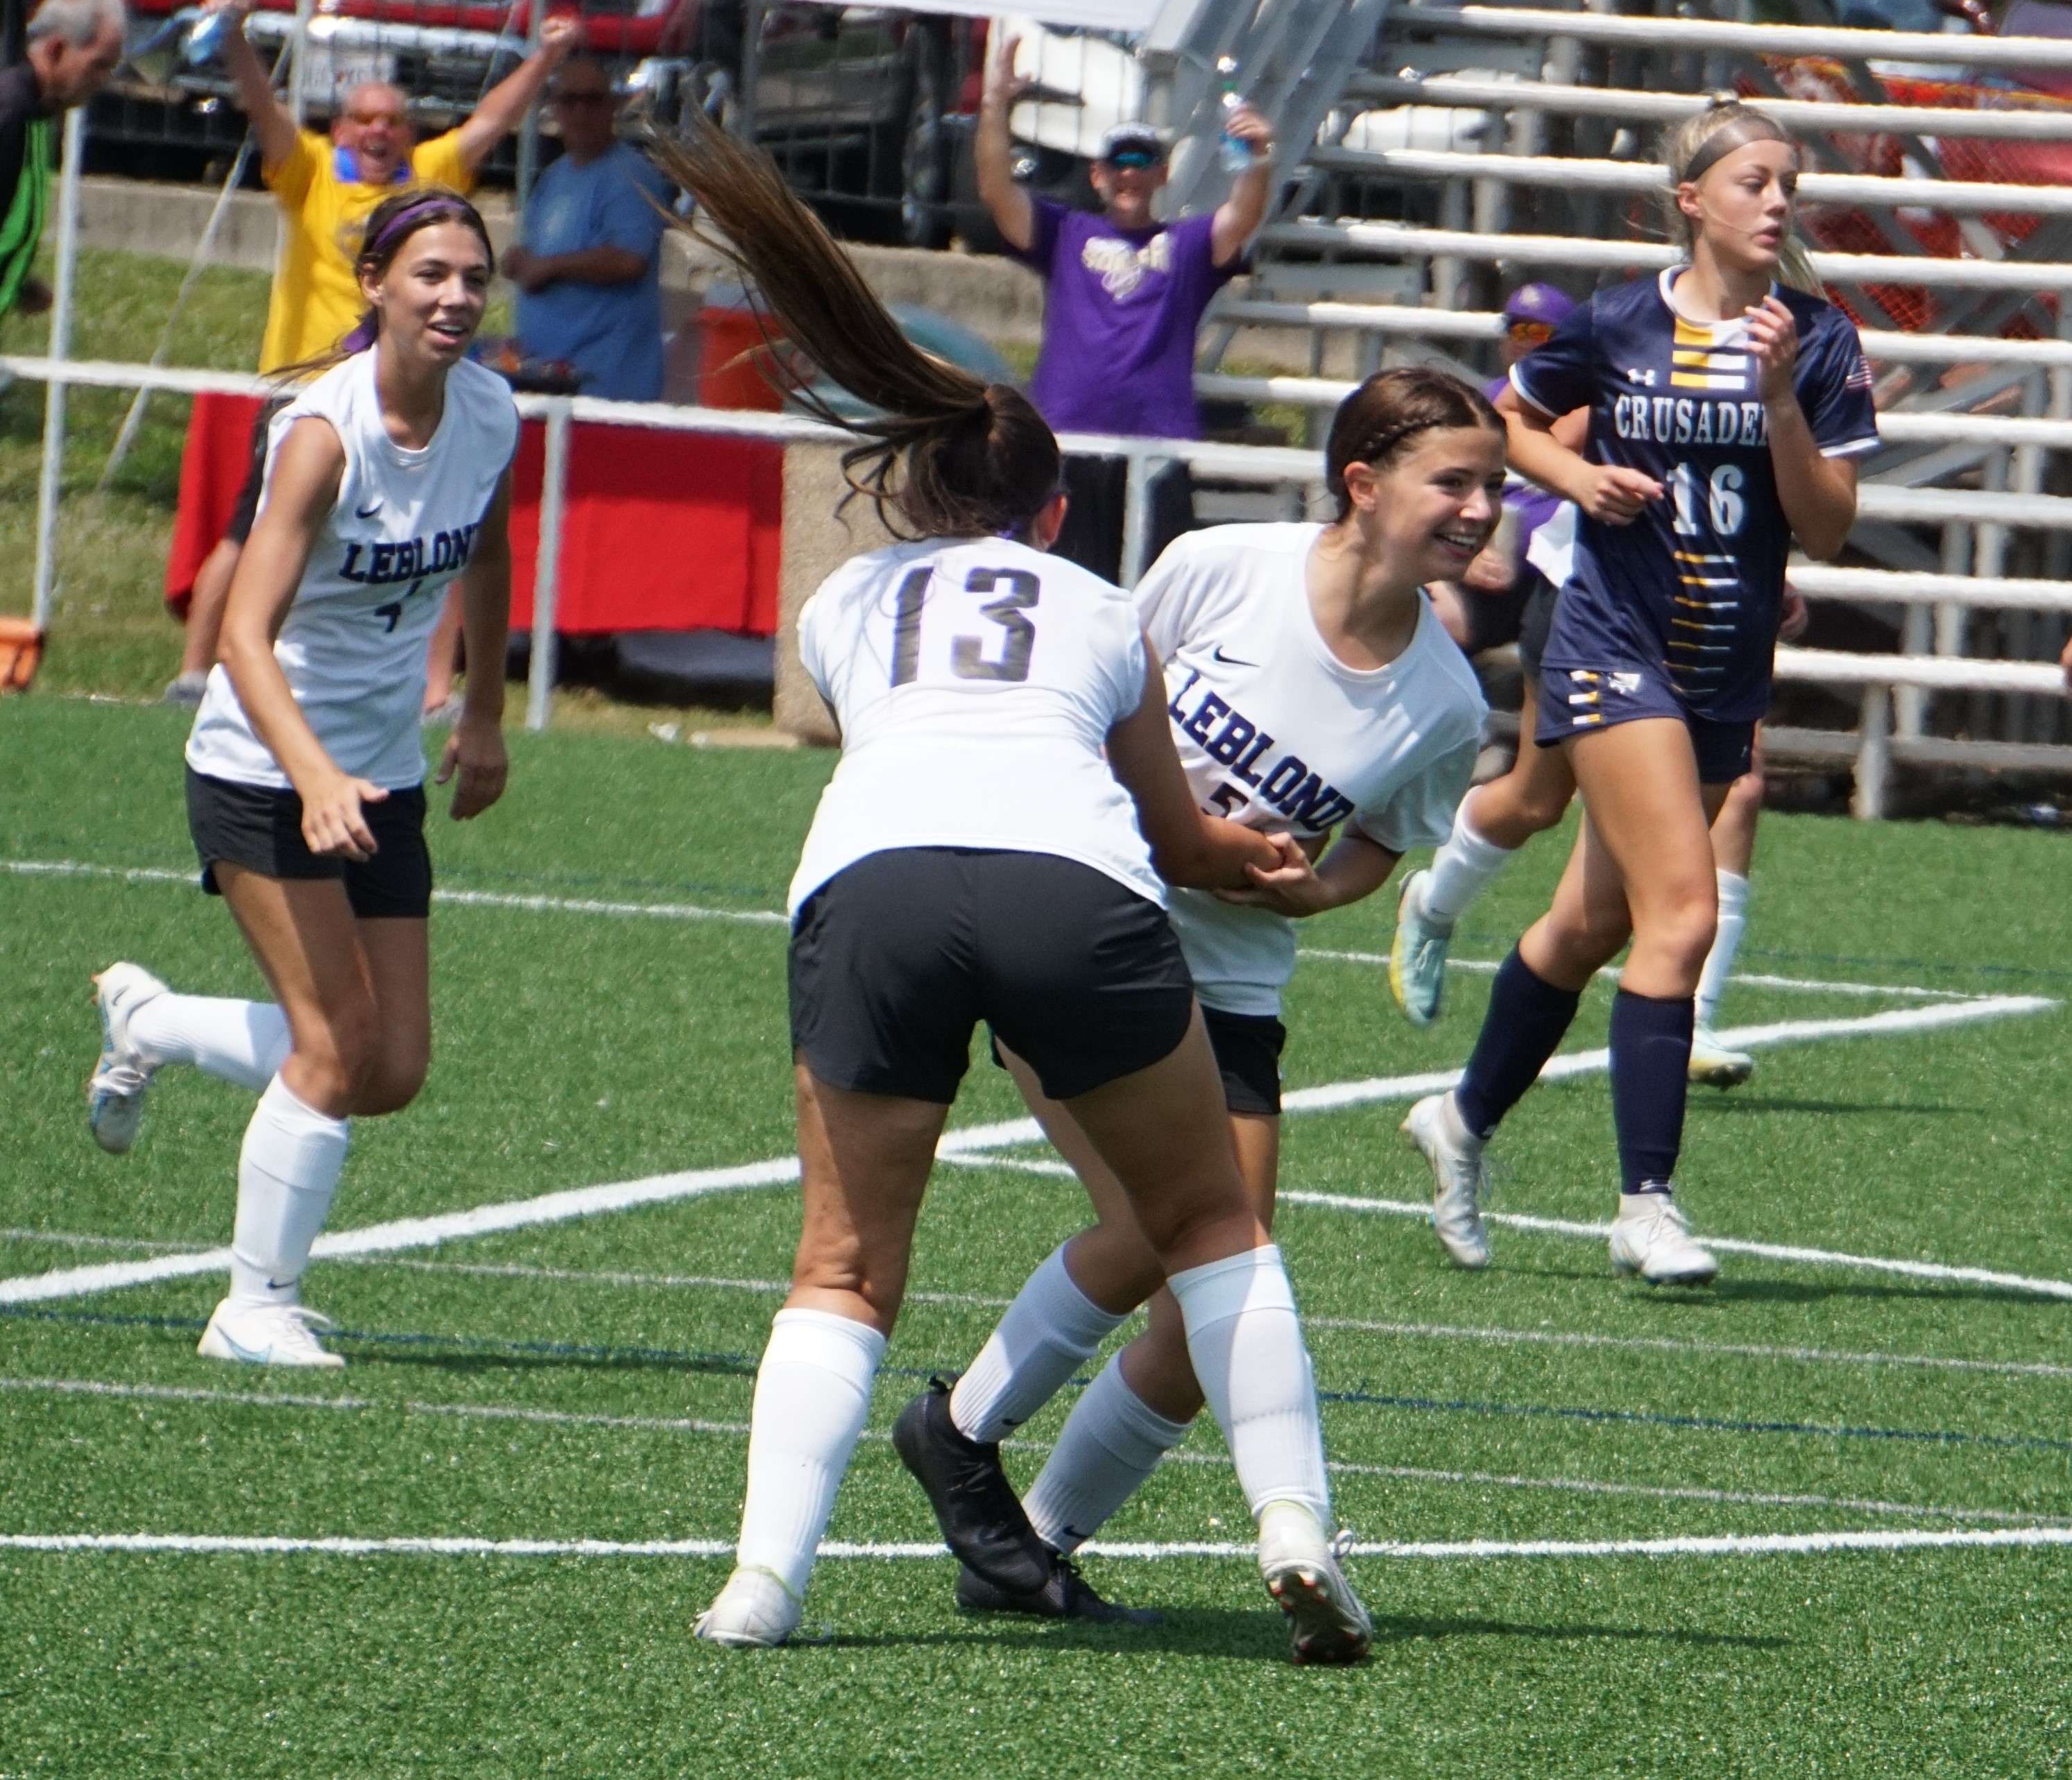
[1135,0,2072,809]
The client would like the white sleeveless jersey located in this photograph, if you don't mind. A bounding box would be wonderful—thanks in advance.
[1142,523,1487,1016]
[186,352,519,791]
[787,535,1163,916]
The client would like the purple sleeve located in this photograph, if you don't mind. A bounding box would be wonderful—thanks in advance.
[1509,300,1599,419]
[1006,196,1068,277]
[1174,209,1242,292]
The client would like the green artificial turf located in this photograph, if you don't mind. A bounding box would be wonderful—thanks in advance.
[2,697,2069,1778]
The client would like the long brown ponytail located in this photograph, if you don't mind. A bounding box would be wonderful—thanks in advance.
[646,113,1059,539]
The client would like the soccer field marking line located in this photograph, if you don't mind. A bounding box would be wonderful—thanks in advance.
[2,855,2010,1002]
[6,1525,2072,1563]
[0,992,2056,1308]
[0,857,787,927]
[12,1238,2070,1378]
[1297,948,1983,1003]
[11,1374,2058,1527]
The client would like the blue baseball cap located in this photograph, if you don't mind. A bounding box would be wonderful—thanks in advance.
[1502,282,1577,327]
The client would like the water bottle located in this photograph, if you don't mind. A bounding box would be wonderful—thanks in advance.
[1217,56,1251,173]
[183,6,234,65]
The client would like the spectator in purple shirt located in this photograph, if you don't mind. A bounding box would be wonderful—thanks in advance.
[975,35,1274,581]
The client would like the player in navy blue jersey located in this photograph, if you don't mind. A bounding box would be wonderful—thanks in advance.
[1402,100,1878,1285]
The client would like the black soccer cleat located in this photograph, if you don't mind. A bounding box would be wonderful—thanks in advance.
[955,1552,1165,1627]
[892,1375,1054,1595]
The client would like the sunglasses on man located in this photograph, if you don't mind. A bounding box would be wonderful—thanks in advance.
[1506,318,1555,346]
[1104,148,1165,171]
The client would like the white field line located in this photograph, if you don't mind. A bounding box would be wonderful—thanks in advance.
[0,858,786,926]
[4,855,2002,1000]
[6,1526,2072,1562]
[12,1238,2072,1379]
[1,995,2055,1308]
[1298,947,1982,1002]
[10,1375,2053,1527]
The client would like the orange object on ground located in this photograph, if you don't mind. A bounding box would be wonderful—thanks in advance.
[0,616,44,692]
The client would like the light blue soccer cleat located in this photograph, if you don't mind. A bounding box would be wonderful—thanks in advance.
[86,962,169,1154]
[1388,868,1453,1028]
[1688,1024,1756,1088]
[196,1299,347,1369]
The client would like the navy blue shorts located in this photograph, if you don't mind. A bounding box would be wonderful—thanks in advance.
[1533,663,1755,785]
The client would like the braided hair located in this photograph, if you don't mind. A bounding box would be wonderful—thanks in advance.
[1323,368,1503,522]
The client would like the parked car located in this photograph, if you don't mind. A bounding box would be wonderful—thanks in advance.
[92,1,1133,247]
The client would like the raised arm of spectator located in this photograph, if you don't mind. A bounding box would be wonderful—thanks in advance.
[974,31,1034,254]
[453,15,578,174]
[205,0,300,176]
[1210,104,1275,268]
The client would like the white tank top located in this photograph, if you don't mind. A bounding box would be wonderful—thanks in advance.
[186,350,519,791]
[787,535,1164,916]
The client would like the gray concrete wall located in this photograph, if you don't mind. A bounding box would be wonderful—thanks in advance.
[775,442,897,746]
[75,174,1335,370]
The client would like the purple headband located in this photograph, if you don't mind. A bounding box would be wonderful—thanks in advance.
[341,196,479,353]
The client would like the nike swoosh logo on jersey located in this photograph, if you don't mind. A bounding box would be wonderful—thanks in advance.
[1210,646,1256,667]
[355,500,384,518]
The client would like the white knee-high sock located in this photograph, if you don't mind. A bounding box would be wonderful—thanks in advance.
[734,1307,887,1601]
[228,1075,350,1307]
[1167,1244,1330,1526]
[1421,802,1516,924]
[1024,1352,1192,1555]
[131,994,291,1093]
[949,1243,1127,1444]
[1695,869,1751,1030]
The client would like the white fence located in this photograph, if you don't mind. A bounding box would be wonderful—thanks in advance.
[8,350,2067,812]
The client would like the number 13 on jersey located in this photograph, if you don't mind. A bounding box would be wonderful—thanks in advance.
[888,565,1041,687]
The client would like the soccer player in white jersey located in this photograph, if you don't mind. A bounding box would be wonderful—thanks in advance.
[650,117,1370,1664]
[85,188,520,1367]
[902,368,1500,1623]
[1401,102,1876,1285]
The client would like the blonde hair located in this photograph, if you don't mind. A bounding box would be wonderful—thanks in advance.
[1659,99,1823,298]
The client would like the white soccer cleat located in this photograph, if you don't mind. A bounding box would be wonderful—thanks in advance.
[1256,1501,1371,1666]
[87,962,170,1155]
[1388,868,1453,1028]
[694,1566,804,1649]
[1609,1193,1719,1287]
[197,1299,347,1369]
[1688,1025,1756,1089]
[1401,1091,1491,1269]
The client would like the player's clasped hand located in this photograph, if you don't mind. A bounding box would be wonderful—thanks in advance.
[1744,295,1800,402]
[437,717,509,821]
[300,773,387,862]
[1214,832,1328,916]
[1577,463,1662,526]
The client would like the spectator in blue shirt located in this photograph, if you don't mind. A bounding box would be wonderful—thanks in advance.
[504,58,672,401]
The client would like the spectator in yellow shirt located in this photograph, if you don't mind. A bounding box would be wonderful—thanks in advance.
[207,0,578,370]
[164,1,578,705]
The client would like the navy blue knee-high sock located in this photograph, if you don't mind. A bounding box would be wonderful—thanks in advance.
[1608,988,1695,1194]
[1453,948,1584,1140]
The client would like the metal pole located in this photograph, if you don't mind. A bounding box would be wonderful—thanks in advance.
[1120,450,1154,588]
[525,400,572,731]
[1851,684,1891,821]
[30,108,85,633]
[515,0,544,206]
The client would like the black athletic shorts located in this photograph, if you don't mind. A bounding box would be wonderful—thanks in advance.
[1202,1005,1286,1117]
[1516,571,1559,676]
[789,847,1196,1105]
[186,767,433,919]
[988,1000,1285,1115]
[223,398,289,547]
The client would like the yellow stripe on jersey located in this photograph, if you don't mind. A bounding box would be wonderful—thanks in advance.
[1670,371,1748,391]
[1679,575,1738,588]
[1673,551,1734,565]
[1672,350,1749,370]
